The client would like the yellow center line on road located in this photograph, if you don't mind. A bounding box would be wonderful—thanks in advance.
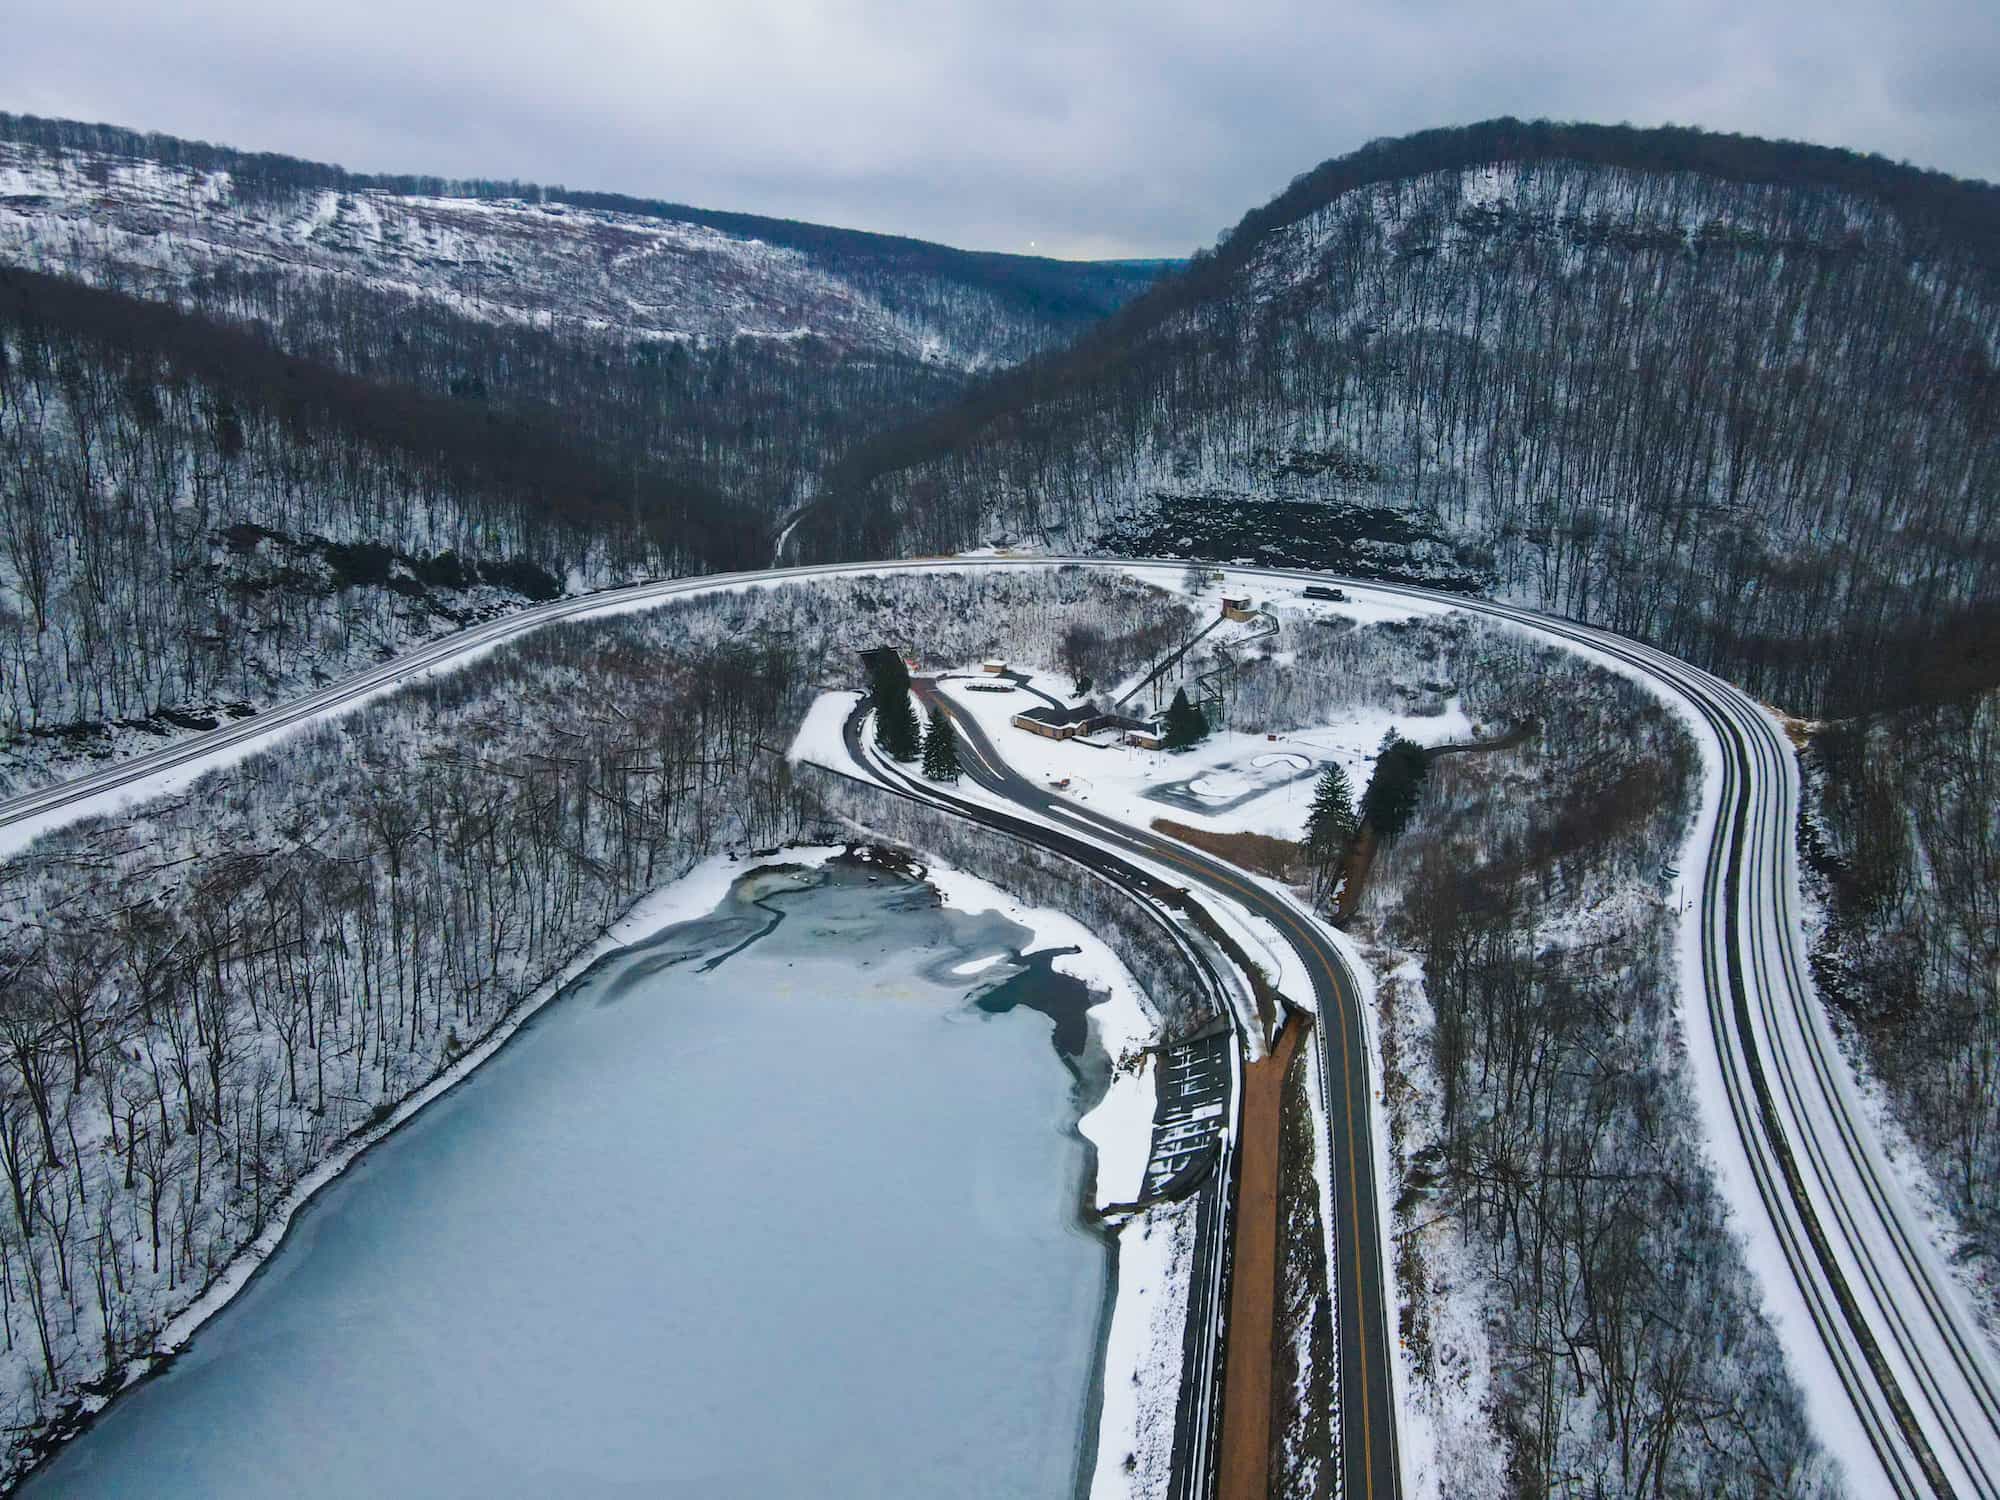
[1132,837,1380,1497]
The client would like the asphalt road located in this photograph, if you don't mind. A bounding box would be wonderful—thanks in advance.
[925,684,1403,1500]
[834,700,1238,1500]
[6,554,1995,1497]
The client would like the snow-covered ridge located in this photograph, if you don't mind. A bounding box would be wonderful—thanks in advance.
[0,142,1009,367]
[1244,159,1903,304]
[871,151,1997,734]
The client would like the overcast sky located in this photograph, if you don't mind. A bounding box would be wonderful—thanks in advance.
[7,0,1997,259]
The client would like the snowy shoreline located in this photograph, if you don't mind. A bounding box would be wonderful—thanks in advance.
[3,846,851,1490]
[7,840,1175,1496]
[900,858,1192,1500]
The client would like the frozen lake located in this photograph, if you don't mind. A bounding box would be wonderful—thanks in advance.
[25,858,1112,1498]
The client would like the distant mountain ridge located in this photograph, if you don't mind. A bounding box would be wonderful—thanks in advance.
[6,110,1998,748]
[804,119,2000,715]
[0,113,1167,786]
[0,111,1161,360]
[0,112,1167,534]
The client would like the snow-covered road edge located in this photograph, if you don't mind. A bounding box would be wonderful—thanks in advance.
[1508,624,1881,1490]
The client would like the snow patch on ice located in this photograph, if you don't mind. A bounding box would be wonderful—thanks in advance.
[1080,1060,1158,1210]
[946,951,1009,978]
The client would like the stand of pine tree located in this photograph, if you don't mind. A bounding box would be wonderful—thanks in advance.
[921,706,962,781]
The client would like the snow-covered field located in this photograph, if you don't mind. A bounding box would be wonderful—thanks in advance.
[934,665,1470,843]
[1089,1194,1201,1498]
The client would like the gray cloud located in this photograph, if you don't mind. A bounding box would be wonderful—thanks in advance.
[7,0,1997,258]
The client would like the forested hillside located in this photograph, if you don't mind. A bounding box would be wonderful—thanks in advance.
[0,114,1165,790]
[1,107,1993,1485]
[1347,616,1828,1496]
[0,115,1162,522]
[1805,693,2000,1324]
[0,566,1187,1481]
[0,267,764,791]
[807,120,2000,717]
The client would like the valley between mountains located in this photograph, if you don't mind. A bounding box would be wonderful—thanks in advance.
[0,110,1995,1499]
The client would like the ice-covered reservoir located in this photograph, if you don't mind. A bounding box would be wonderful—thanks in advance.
[26,859,1113,1497]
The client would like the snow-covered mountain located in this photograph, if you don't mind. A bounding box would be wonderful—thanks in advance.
[0,113,1165,366]
[0,115,1168,786]
[0,140,1051,369]
[0,115,1166,522]
[811,120,2000,718]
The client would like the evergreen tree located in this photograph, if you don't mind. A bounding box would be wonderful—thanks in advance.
[1162,686,1208,750]
[921,705,962,783]
[870,651,922,761]
[1360,736,1429,842]
[1303,764,1358,893]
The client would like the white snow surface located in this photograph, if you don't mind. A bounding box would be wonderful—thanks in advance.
[1359,946,1508,1500]
[0,141,1025,368]
[1089,1195,1200,1500]
[786,688,863,772]
[930,665,1469,845]
[1079,1061,1158,1210]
